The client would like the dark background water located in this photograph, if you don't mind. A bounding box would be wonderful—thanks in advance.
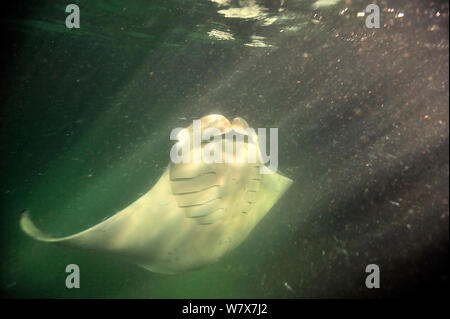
[0,0,448,298]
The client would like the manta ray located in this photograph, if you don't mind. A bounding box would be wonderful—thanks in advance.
[20,114,292,274]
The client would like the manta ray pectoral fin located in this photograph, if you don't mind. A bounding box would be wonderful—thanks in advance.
[19,181,156,252]
[20,209,115,249]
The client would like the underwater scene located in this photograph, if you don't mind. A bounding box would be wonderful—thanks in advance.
[0,0,448,298]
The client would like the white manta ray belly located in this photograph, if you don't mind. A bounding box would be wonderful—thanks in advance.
[20,114,293,274]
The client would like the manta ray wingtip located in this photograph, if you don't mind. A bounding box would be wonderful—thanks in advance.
[20,208,30,216]
[19,210,50,242]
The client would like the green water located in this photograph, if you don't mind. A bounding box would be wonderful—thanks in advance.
[1,0,448,298]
